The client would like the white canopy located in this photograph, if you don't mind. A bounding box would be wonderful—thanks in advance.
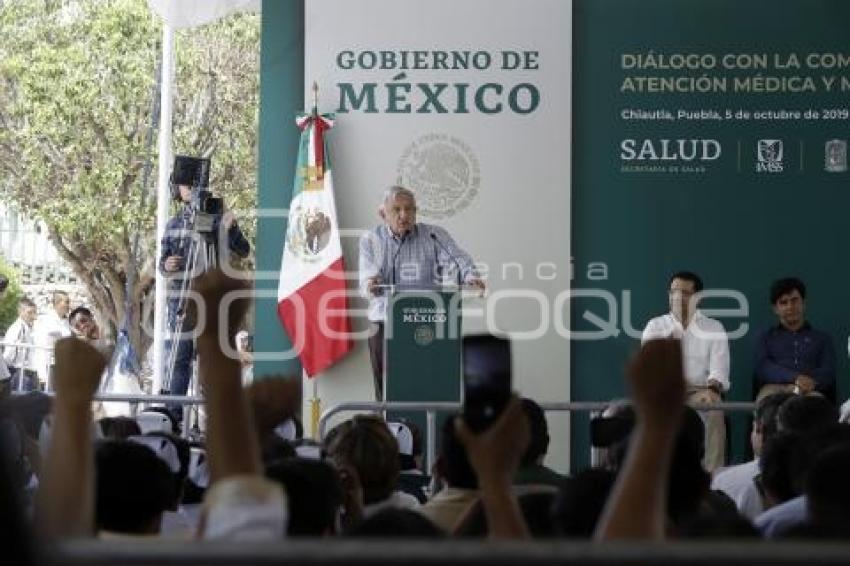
[148,0,260,29]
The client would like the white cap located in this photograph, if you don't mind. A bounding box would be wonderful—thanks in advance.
[188,446,210,488]
[273,419,297,442]
[840,398,850,424]
[386,421,414,456]
[137,410,174,434]
[295,443,321,460]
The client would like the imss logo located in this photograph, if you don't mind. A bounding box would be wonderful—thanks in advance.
[756,139,783,173]
[825,139,847,173]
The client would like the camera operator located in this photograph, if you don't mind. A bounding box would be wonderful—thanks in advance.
[159,156,250,421]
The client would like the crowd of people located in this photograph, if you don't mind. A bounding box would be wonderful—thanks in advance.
[0,269,848,566]
[1,290,106,395]
[360,186,841,478]
[0,184,847,559]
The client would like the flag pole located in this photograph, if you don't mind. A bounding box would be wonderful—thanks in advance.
[309,80,322,440]
[311,375,321,439]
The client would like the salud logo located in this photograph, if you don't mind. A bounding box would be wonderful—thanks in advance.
[618,138,720,175]
[756,139,784,173]
[825,140,847,172]
[620,139,721,161]
[396,133,480,219]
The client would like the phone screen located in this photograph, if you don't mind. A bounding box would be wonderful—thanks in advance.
[462,334,512,432]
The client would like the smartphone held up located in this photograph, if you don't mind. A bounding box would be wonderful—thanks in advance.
[462,333,512,433]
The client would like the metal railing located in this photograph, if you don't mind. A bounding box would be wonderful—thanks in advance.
[93,394,205,437]
[1,340,53,393]
[319,400,757,473]
[10,391,206,438]
[2,341,206,437]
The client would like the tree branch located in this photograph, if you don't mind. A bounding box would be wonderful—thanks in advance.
[99,261,125,327]
[84,111,110,150]
[34,136,64,167]
[48,229,114,321]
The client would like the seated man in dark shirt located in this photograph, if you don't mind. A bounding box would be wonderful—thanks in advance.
[754,277,836,401]
[514,398,566,487]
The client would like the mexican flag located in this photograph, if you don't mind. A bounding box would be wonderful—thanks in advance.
[277,107,352,376]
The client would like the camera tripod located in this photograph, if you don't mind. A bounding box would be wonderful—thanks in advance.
[162,207,219,433]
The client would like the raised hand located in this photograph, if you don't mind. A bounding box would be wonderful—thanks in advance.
[190,269,262,484]
[164,255,183,272]
[454,396,530,487]
[38,337,107,538]
[595,339,686,541]
[53,337,107,405]
[626,338,686,432]
[453,396,530,538]
[190,269,252,348]
[245,377,302,437]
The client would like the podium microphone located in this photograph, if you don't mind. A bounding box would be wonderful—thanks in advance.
[390,232,408,287]
[430,232,463,286]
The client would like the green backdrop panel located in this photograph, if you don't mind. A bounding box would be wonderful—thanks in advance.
[572,0,850,470]
[255,0,305,378]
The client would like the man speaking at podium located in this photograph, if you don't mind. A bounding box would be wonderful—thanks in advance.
[359,186,485,401]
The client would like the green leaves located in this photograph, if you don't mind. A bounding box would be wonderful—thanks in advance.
[0,258,23,333]
[0,0,259,254]
[0,0,260,348]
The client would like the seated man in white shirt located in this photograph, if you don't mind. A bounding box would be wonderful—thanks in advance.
[641,271,730,472]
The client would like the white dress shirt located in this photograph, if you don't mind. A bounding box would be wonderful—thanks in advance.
[711,459,763,519]
[641,310,730,391]
[3,317,35,369]
[361,490,420,518]
[33,310,72,383]
[358,223,479,322]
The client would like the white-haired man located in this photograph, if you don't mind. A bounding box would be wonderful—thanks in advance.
[359,186,484,401]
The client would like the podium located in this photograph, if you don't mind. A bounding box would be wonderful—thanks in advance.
[381,287,467,455]
[384,287,464,405]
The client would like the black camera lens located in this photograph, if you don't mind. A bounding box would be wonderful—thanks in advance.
[202,196,224,216]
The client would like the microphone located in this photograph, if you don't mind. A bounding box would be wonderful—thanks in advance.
[390,232,408,288]
[430,232,463,286]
